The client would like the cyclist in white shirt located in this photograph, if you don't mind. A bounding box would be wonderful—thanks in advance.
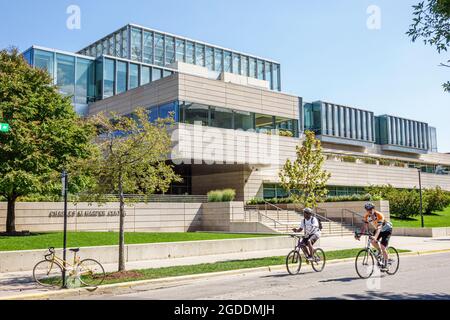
[293,208,321,261]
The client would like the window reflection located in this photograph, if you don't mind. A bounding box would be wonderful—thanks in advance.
[182,102,209,126]
[56,54,75,99]
[211,107,233,129]
[116,61,127,94]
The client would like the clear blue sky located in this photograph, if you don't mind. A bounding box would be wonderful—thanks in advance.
[1,0,449,151]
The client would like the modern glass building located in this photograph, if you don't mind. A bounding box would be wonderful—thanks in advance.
[304,101,376,148]
[375,115,432,154]
[77,24,281,91]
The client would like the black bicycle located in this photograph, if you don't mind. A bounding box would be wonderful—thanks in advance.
[354,232,400,279]
[286,234,326,275]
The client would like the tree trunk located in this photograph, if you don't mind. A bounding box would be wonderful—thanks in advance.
[118,176,126,272]
[6,196,17,234]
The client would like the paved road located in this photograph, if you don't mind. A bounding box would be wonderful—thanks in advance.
[76,252,450,300]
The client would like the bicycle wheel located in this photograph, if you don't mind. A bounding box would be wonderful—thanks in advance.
[386,247,400,276]
[286,250,302,275]
[311,248,326,272]
[355,249,375,279]
[33,260,63,288]
[77,259,106,287]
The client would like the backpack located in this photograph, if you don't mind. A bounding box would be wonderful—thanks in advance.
[304,217,323,231]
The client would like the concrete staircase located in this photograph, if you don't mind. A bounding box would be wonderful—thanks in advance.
[244,205,356,237]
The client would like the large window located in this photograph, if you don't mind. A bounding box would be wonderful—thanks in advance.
[75,58,94,104]
[34,49,54,77]
[159,101,179,121]
[195,44,205,67]
[165,36,175,65]
[181,102,209,126]
[186,41,194,64]
[129,63,139,89]
[224,51,232,73]
[257,60,264,80]
[108,36,115,56]
[103,58,115,98]
[265,62,272,83]
[234,110,254,131]
[131,27,142,61]
[175,39,185,62]
[143,31,153,64]
[121,29,128,59]
[232,54,240,75]
[255,114,274,133]
[210,107,233,129]
[273,64,280,91]
[214,49,223,72]
[152,67,162,81]
[241,56,248,77]
[116,61,127,94]
[141,66,151,85]
[275,116,298,137]
[205,46,214,71]
[56,54,75,98]
[154,34,164,66]
[115,32,122,58]
[249,58,256,78]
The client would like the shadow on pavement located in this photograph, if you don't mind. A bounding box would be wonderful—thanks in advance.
[319,277,361,283]
[313,291,450,300]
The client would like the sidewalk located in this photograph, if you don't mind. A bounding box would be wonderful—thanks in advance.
[1,235,450,298]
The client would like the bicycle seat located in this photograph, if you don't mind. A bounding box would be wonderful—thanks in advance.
[69,248,80,253]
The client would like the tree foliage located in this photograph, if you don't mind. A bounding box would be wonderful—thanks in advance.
[87,108,181,271]
[407,0,450,91]
[279,131,331,208]
[0,48,96,233]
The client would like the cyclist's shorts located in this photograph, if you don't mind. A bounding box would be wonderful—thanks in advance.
[301,234,320,246]
[377,230,392,247]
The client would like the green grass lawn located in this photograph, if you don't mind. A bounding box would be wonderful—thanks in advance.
[0,232,278,252]
[84,248,410,286]
[392,206,450,228]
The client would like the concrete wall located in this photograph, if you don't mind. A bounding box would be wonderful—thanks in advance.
[201,202,245,232]
[0,202,204,233]
[0,236,293,273]
[393,227,450,238]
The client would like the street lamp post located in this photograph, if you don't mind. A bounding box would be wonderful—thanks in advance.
[61,170,68,288]
[418,168,425,228]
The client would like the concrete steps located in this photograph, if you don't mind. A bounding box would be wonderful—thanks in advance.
[244,209,356,237]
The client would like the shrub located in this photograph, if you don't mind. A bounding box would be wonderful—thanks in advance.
[207,189,236,202]
[378,159,392,166]
[362,158,378,165]
[222,189,236,202]
[342,156,357,163]
[278,130,294,137]
[423,187,450,214]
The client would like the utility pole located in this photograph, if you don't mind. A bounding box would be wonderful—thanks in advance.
[418,168,424,228]
[61,170,68,288]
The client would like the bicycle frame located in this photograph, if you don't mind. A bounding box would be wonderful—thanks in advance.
[45,251,80,272]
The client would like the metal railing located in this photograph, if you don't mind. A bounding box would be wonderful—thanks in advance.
[72,194,208,203]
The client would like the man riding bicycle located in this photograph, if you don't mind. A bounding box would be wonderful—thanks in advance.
[355,202,393,271]
[293,208,321,261]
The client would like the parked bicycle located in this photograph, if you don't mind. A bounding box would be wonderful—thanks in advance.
[286,234,326,275]
[354,232,400,279]
[33,247,106,288]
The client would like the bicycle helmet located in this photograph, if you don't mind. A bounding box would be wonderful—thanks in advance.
[364,202,375,211]
[303,208,314,215]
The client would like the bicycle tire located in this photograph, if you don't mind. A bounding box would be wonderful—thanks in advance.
[386,247,400,276]
[311,248,326,272]
[355,249,375,279]
[77,259,106,287]
[286,250,302,275]
[33,260,63,288]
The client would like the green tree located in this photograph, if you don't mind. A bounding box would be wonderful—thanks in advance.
[88,109,181,272]
[0,48,95,234]
[407,0,450,91]
[279,130,331,209]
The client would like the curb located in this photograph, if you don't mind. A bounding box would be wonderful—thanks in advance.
[2,248,450,300]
